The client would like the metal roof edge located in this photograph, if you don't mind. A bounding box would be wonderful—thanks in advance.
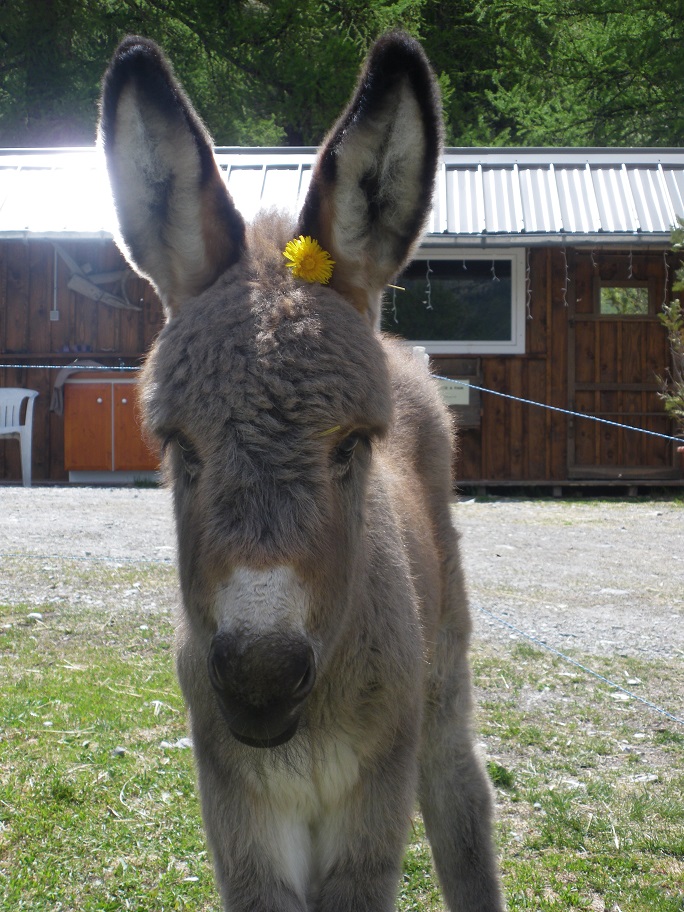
[422,231,674,248]
[2,144,682,160]
[0,230,673,248]
[213,146,317,155]
[0,145,318,158]
[442,147,684,165]
[0,230,114,241]
[0,146,99,154]
[444,146,684,154]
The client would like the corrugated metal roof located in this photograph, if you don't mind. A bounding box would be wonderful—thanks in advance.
[217,150,316,222]
[430,149,684,245]
[1,146,683,246]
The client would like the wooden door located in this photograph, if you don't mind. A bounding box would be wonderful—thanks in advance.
[113,382,159,471]
[64,383,112,471]
[568,255,678,480]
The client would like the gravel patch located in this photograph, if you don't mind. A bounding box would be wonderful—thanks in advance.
[455,497,683,660]
[1,487,682,661]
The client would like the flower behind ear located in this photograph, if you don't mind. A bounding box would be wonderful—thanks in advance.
[283,236,335,284]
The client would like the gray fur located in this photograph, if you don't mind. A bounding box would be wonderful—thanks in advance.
[101,32,505,912]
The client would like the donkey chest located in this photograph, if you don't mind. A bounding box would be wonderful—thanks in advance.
[246,735,361,819]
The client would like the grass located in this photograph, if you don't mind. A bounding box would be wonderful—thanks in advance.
[472,643,684,912]
[1,560,683,911]
[0,582,209,911]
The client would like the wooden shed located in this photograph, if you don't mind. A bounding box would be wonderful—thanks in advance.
[1,147,683,487]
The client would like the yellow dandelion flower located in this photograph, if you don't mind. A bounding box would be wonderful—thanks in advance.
[283,236,335,284]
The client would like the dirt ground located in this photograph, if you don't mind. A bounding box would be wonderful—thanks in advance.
[0,486,682,661]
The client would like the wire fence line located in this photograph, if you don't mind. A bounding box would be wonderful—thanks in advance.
[433,374,683,446]
[3,361,681,446]
[2,548,681,728]
[477,606,684,728]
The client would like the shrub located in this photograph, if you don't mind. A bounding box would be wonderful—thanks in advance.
[661,221,684,437]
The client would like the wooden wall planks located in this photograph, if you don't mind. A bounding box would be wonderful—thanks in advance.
[0,238,163,482]
[442,248,679,484]
[0,240,680,484]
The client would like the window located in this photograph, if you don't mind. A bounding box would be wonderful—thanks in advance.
[598,285,650,316]
[381,249,526,354]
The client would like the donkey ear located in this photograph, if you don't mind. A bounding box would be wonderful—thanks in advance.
[99,37,245,318]
[298,32,442,323]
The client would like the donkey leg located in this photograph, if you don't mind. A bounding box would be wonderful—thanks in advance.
[196,752,311,912]
[315,742,419,912]
[209,812,310,912]
[419,659,505,912]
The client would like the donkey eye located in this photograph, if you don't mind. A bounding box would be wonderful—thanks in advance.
[333,433,362,467]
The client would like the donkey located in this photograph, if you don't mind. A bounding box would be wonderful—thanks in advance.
[100,32,504,912]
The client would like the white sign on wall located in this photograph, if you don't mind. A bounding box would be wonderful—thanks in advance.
[437,378,470,407]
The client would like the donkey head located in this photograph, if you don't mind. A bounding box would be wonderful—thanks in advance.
[101,33,441,748]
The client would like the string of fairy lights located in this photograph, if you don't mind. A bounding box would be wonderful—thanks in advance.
[388,246,669,322]
[424,261,433,310]
[390,256,510,326]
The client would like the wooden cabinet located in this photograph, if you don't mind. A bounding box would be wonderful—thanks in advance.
[64,382,114,471]
[64,374,159,478]
[113,384,159,471]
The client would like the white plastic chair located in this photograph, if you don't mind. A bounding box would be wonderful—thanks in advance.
[0,388,39,486]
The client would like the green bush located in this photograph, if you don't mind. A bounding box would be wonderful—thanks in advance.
[661,221,684,436]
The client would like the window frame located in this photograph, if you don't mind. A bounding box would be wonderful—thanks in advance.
[385,247,527,355]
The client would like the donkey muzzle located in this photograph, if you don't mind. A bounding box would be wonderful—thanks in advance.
[207,630,316,749]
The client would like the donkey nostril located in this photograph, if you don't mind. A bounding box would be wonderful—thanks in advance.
[208,635,234,693]
[292,654,315,701]
[208,652,224,691]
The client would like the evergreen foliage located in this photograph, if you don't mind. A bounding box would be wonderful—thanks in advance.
[660,219,684,435]
[1,0,684,147]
